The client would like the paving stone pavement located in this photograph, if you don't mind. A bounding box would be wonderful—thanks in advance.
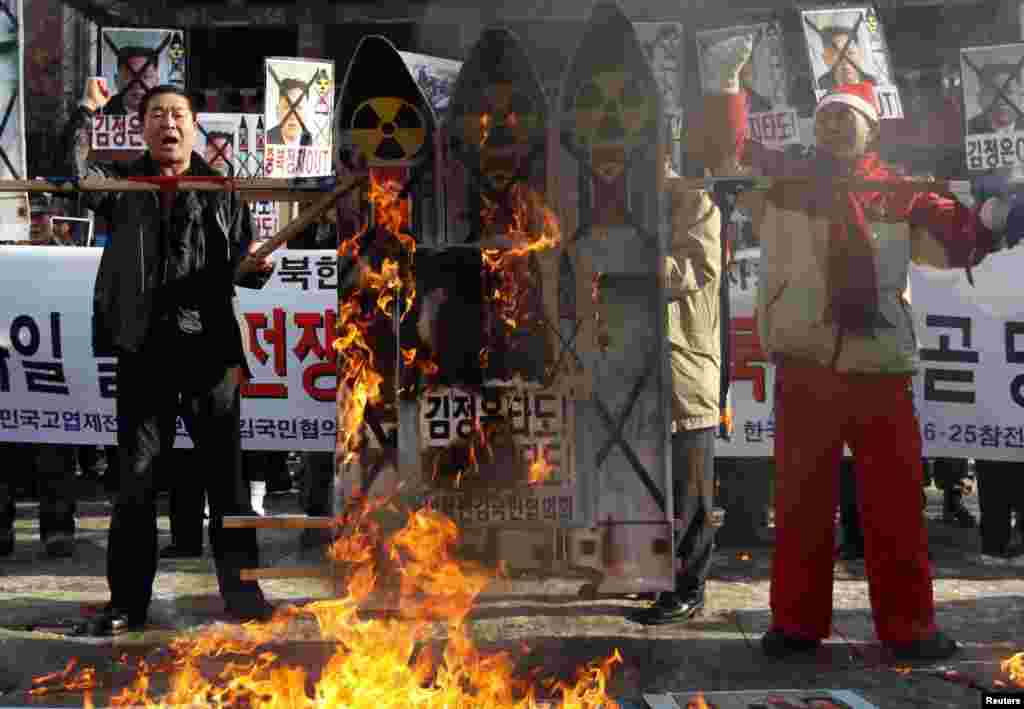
[0,482,1021,708]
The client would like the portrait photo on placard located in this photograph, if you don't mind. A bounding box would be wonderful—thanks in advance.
[263,57,334,177]
[961,44,1024,136]
[0,0,24,180]
[196,113,240,176]
[960,44,1024,172]
[697,21,799,147]
[98,28,185,116]
[801,7,901,119]
[698,22,789,112]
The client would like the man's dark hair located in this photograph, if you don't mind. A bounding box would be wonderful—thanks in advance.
[117,46,159,70]
[139,84,195,117]
[820,26,859,47]
[277,78,307,98]
[206,131,233,144]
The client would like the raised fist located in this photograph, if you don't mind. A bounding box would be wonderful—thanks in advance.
[82,76,111,112]
[703,34,754,94]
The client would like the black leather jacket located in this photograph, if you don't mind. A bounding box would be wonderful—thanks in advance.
[62,106,271,367]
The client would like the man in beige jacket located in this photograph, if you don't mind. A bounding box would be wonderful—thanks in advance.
[629,170,723,625]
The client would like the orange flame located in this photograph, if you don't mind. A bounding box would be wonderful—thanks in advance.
[528,455,555,485]
[687,692,711,709]
[335,174,420,463]
[478,182,561,368]
[1003,651,1024,686]
[40,502,622,709]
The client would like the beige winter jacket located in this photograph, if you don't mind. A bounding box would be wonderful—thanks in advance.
[665,183,722,432]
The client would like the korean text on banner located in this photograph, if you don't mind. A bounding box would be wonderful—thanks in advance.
[0,246,337,451]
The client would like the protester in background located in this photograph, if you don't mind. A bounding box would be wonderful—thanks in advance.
[932,458,976,528]
[63,79,276,635]
[628,161,723,625]
[974,459,1024,563]
[693,36,1024,660]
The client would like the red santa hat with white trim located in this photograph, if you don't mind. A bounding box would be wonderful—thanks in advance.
[815,82,880,124]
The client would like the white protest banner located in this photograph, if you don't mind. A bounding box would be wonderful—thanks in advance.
[800,6,902,120]
[0,246,337,451]
[264,57,334,178]
[398,51,462,123]
[94,27,186,150]
[0,0,28,243]
[910,251,1024,461]
[960,43,1024,172]
[697,21,799,149]
[634,22,684,175]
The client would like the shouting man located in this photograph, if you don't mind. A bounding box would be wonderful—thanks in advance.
[62,80,276,636]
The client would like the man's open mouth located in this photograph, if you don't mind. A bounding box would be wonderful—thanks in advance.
[161,136,180,146]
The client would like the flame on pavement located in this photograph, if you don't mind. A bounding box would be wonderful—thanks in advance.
[32,501,622,708]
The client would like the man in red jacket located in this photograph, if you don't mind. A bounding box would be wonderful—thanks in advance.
[692,36,1023,661]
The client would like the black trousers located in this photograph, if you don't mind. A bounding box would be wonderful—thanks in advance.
[672,427,717,597]
[975,459,1024,555]
[301,452,335,516]
[109,344,263,620]
[0,442,76,541]
[166,448,207,552]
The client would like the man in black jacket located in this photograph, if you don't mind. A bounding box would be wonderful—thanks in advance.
[65,80,275,635]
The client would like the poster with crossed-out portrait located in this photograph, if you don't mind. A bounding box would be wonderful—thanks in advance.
[0,0,28,242]
[698,21,799,149]
[263,57,334,178]
[94,27,186,150]
[800,6,902,120]
[960,43,1024,173]
[634,22,683,176]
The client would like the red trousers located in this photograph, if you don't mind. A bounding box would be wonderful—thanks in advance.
[770,361,937,645]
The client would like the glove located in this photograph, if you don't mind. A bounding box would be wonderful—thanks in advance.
[702,34,754,94]
[1005,202,1024,248]
[972,173,1011,205]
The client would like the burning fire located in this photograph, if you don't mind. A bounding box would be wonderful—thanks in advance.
[479,182,561,363]
[336,174,419,463]
[528,455,555,485]
[33,501,622,708]
[1002,651,1024,686]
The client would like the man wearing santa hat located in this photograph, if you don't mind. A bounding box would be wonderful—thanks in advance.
[693,36,1024,661]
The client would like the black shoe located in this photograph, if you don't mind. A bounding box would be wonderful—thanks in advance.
[942,504,977,528]
[627,591,704,625]
[761,629,822,658]
[160,544,203,559]
[837,543,864,561]
[44,534,74,559]
[75,605,146,637]
[886,631,959,661]
[0,530,12,557]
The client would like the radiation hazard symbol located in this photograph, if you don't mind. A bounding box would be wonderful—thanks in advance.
[571,71,654,147]
[350,97,427,163]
